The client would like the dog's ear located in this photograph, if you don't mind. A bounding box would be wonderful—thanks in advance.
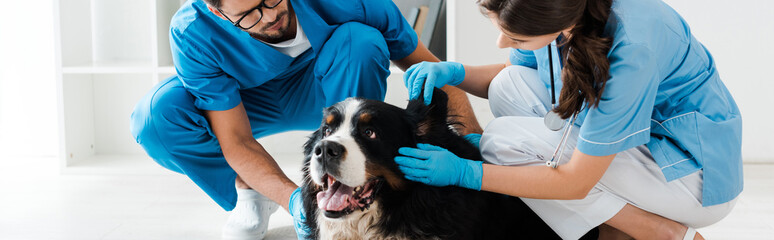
[405,88,449,136]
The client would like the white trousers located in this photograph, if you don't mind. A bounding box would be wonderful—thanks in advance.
[480,66,737,240]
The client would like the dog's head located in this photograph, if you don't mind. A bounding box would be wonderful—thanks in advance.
[302,88,465,220]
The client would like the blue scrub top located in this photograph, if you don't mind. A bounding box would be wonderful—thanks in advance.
[169,0,418,111]
[509,0,742,207]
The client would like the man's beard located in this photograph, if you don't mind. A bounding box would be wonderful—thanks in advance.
[249,11,292,43]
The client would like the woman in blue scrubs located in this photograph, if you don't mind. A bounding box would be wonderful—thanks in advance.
[396,0,742,239]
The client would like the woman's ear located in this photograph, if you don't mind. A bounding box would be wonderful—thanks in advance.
[561,25,575,39]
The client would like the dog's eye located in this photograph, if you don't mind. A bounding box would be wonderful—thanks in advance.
[363,128,376,139]
[323,127,332,136]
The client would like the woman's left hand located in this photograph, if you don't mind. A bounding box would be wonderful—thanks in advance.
[395,143,483,190]
[403,61,465,105]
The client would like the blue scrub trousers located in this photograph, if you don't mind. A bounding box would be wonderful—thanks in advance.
[130,22,391,210]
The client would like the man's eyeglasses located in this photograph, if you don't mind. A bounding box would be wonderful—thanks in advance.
[217,0,284,30]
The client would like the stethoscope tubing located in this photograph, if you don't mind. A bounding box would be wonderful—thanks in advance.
[548,40,557,108]
[544,40,578,168]
[547,114,577,168]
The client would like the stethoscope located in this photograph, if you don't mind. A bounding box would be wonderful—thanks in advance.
[543,40,578,169]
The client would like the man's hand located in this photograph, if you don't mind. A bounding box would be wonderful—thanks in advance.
[288,187,312,239]
[463,133,482,149]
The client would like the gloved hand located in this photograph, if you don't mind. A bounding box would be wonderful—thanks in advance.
[404,61,466,105]
[288,187,312,239]
[463,133,482,149]
[394,143,483,190]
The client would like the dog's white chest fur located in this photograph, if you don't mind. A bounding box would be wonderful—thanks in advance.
[316,202,409,240]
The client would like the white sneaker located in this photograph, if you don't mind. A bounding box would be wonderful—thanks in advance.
[222,189,279,240]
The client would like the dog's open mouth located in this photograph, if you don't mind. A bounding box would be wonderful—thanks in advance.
[316,174,384,218]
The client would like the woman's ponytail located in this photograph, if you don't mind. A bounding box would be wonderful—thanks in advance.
[556,0,613,118]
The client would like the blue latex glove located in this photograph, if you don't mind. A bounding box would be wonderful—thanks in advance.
[404,61,465,105]
[394,143,483,190]
[463,133,482,149]
[288,187,312,239]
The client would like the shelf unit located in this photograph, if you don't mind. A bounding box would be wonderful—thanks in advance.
[54,0,184,174]
[393,0,447,60]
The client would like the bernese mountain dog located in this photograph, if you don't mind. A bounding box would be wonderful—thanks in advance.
[300,88,598,239]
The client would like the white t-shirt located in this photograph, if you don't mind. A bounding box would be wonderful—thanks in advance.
[263,15,311,57]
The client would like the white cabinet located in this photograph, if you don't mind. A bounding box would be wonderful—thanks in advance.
[54,0,184,174]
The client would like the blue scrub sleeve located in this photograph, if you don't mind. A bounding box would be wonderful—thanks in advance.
[576,43,659,156]
[357,0,418,60]
[170,28,242,111]
[509,48,538,69]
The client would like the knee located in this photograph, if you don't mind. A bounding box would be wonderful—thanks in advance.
[130,78,199,157]
[651,221,692,240]
[488,65,546,117]
[481,117,547,166]
[332,22,389,63]
[488,65,533,105]
[480,117,516,154]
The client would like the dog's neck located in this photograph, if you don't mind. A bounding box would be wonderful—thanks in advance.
[317,202,404,240]
[317,196,448,240]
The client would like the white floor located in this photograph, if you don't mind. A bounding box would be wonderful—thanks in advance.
[1,155,772,240]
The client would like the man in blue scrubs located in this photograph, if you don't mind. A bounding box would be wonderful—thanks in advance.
[130,0,482,239]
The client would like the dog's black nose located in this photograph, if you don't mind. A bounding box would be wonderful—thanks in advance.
[315,140,345,161]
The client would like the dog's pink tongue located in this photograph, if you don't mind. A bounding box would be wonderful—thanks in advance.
[317,181,339,210]
[316,181,354,211]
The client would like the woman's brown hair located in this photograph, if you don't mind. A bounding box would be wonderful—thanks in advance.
[479,0,613,119]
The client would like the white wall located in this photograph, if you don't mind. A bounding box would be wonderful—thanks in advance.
[0,1,59,157]
[449,0,774,163]
[448,0,512,65]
